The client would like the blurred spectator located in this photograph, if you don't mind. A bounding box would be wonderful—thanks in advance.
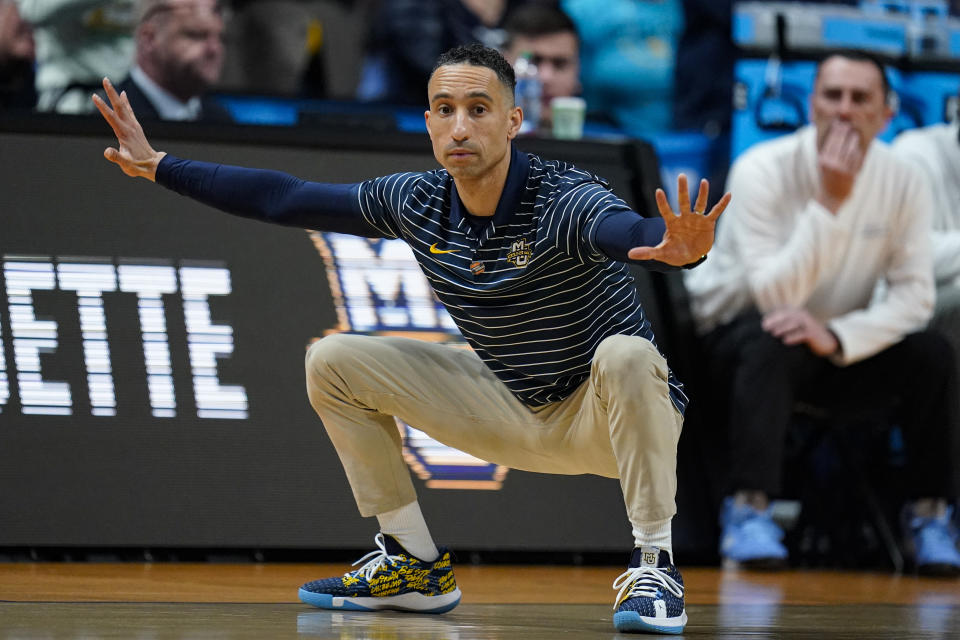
[16,0,136,113]
[357,0,525,105]
[218,0,313,96]
[892,100,960,444]
[501,2,579,129]
[672,0,732,137]
[216,0,364,99]
[107,0,230,122]
[892,105,960,307]
[561,0,683,136]
[684,51,960,574]
[671,0,734,209]
[0,0,36,108]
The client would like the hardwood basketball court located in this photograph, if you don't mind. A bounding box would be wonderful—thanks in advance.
[1,563,957,638]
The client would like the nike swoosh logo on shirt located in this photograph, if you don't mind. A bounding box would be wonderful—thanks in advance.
[430,243,459,254]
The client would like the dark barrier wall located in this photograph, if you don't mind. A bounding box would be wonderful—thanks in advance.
[0,118,709,554]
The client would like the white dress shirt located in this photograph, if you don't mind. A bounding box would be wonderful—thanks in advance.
[130,65,202,121]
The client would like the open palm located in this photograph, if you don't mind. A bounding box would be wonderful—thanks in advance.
[91,77,165,181]
[628,174,731,266]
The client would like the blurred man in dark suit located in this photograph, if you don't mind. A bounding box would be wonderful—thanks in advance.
[0,0,36,109]
[113,0,231,122]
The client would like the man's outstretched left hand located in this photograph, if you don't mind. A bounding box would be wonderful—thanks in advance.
[627,174,731,266]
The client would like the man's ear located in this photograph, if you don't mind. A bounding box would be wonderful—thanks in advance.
[424,109,431,134]
[507,105,522,139]
[137,22,157,50]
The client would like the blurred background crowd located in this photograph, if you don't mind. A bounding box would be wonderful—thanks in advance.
[0,2,907,121]
[2,1,958,204]
[1,1,956,141]
[0,0,699,131]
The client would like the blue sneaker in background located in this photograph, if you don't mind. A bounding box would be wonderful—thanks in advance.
[719,496,788,569]
[298,533,462,613]
[903,504,960,577]
[612,547,687,634]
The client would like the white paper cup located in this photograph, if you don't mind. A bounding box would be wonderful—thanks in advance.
[550,96,586,140]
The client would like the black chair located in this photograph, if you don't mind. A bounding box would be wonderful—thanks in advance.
[786,401,906,573]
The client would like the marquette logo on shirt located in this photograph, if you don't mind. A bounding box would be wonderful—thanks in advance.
[309,231,508,491]
[506,238,533,268]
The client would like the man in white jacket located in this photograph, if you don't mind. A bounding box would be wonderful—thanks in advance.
[684,51,960,575]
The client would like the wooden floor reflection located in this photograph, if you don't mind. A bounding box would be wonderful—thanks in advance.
[1,564,958,638]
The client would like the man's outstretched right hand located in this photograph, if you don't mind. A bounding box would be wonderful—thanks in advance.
[92,77,166,181]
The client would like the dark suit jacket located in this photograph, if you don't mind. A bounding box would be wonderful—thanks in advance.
[103,76,234,123]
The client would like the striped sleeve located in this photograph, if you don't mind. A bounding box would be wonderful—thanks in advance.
[356,172,425,239]
[546,181,634,263]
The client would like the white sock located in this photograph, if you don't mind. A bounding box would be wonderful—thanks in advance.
[376,501,439,562]
[632,518,673,562]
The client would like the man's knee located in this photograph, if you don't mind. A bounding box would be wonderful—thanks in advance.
[593,334,667,381]
[305,332,365,381]
[305,333,380,412]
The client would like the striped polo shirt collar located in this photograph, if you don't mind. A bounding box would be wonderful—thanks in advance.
[449,144,531,239]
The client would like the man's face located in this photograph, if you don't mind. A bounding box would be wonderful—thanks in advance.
[424,64,521,180]
[810,56,893,150]
[146,0,224,100]
[505,32,579,120]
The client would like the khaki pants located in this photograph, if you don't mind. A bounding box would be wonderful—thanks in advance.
[305,333,683,527]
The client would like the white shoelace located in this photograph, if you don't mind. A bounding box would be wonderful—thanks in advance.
[611,566,684,610]
[346,533,401,581]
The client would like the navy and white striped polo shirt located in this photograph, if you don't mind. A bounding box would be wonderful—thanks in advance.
[157,146,688,412]
[356,146,687,412]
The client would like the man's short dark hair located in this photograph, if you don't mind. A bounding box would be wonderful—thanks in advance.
[816,49,892,103]
[503,4,578,45]
[433,44,516,99]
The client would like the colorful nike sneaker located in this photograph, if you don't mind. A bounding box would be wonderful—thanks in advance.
[612,547,687,634]
[298,533,461,613]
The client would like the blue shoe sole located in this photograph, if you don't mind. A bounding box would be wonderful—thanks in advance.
[613,610,687,634]
[298,588,461,614]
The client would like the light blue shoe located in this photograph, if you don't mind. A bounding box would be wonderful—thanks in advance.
[904,505,960,577]
[719,497,788,568]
